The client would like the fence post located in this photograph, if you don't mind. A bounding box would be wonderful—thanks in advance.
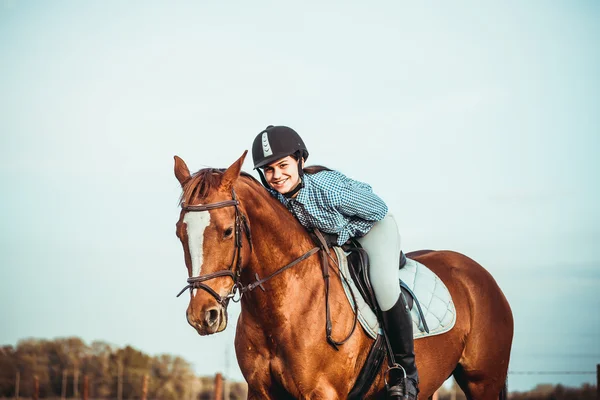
[73,361,79,398]
[224,375,230,400]
[61,369,67,400]
[451,379,457,400]
[117,360,123,400]
[83,375,89,400]
[15,371,20,400]
[596,364,599,400]
[141,374,148,400]
[33,375,39,400]
[215,373,223,400]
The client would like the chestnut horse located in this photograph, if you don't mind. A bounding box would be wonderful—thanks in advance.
[173,152,513,399]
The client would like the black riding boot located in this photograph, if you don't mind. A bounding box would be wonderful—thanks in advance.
[382,293,419,400]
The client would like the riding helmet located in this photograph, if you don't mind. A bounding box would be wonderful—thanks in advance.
[252,125,309,169]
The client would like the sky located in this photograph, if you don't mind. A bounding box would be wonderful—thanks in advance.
[1,0,599,393]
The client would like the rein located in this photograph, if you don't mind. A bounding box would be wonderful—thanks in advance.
[176,188,358,349]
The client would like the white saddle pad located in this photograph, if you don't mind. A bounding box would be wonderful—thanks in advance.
[333,247,456,340]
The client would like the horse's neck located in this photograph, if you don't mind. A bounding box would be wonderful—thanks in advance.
[238,182,322,323]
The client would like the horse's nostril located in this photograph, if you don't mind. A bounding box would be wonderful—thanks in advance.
[205,308,219,326]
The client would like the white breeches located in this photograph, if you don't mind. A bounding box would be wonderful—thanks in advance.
[356,213,402,311]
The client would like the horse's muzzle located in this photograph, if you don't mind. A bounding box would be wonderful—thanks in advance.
[186,304,228,335]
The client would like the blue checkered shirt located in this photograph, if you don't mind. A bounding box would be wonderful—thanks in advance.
[268,170,388,245]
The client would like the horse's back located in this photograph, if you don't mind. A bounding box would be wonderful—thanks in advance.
[409,250,513,322]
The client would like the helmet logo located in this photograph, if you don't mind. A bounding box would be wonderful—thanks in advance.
[261,132,273,157]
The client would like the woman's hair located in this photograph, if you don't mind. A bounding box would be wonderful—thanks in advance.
[284,153,331,175]
[303,165,331,174]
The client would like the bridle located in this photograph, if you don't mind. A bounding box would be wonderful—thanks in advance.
[175,187,358,349]
[175,189,320,305]
[176,189,251,305]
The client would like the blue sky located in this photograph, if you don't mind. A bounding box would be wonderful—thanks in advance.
[1,0,599,392]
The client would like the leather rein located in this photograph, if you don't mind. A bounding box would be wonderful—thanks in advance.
[176,188,357,348]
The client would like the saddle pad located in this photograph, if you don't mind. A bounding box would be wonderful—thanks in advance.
[333,247,457,340]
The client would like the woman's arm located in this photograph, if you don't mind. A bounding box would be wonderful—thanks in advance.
[332,173,388,222]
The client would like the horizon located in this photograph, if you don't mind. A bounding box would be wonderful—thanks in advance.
[3,334,598,393]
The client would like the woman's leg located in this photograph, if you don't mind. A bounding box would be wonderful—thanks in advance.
[357,212,402,311]
[357,212,419,400]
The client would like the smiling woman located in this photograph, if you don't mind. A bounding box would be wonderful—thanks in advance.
[263,156,301,194]
[251,125,422,398]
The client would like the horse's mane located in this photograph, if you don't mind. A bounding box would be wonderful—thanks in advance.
[179,164,337,208]
[179,168,260,206]
[179,167,302,233]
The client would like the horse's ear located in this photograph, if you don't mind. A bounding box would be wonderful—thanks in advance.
[221,150,248,190]
[174,155,191,187]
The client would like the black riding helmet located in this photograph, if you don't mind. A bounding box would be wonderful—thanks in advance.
[252,125,309,193]
[252,125,309,168]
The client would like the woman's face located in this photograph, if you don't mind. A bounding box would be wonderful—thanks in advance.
[263,156,301,194]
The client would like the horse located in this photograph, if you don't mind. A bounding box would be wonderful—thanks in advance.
[173,151,514,399]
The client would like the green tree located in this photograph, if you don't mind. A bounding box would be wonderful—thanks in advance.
[149,354,195,400]
[118,345,151,399]
[0,336,250,399]
[14,338,52,397]
[43,337,87,397]
[0,346,17,397]
[86,340,114,398]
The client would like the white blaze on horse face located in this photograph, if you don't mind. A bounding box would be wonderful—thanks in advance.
[183,211,211,280]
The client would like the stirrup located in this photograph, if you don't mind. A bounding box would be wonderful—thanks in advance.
[385,364,409,399]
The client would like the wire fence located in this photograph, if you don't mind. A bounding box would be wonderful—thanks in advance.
[509,370,597,375]
[6,366,599,399]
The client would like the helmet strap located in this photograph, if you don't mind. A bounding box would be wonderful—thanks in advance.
[256,168,271,189]
[283,177,303,199]
[283,156,304,198]
[296,154,305,179]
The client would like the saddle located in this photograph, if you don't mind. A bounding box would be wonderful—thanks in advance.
[342,238,422,317]
[311,232,428,399]
[316,233,427,329]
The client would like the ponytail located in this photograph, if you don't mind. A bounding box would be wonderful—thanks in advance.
[303,165,332,175]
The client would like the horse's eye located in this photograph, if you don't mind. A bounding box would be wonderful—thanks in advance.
[224,227,234,238]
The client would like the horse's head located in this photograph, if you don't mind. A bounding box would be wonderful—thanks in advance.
[174,151,252,335]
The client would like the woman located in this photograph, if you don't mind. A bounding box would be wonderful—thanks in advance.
[251,125,419,400]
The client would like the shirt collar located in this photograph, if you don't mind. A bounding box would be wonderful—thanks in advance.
[294,174,313,205]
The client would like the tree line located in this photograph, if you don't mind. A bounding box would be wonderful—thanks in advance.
[2,337,594,399]
[0,337,247,399]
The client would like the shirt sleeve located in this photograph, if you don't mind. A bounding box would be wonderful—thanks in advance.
[332,173,388,222]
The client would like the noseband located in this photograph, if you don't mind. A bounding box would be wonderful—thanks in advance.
[176,189,251,305]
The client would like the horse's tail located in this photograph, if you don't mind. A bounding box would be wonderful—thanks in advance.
[498,379,508,400]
